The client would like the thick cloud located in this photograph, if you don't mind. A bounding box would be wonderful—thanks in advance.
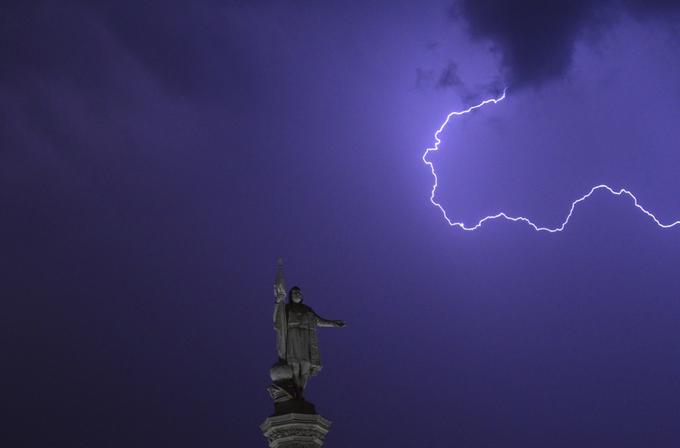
[452,0,680,88]
[437,62,463,89]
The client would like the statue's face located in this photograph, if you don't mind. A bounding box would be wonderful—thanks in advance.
[291,289,303,303]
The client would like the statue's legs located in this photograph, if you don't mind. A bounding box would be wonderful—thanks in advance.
[290,362,301,397]
[299,360,311,389]
[291,360,312,398]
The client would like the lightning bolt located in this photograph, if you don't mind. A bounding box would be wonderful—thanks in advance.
[422,89,680,232]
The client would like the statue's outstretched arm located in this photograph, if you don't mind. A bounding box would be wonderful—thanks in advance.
[313,311,346,328]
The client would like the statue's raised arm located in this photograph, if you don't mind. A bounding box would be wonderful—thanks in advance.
[272,259,287,361]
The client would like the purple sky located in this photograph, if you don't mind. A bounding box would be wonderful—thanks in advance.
[3,1,680,447]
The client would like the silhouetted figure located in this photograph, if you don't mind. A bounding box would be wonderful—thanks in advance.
[268,260,345,413]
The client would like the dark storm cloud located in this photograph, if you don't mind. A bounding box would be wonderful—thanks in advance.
[437,62,463,89]
[451,0,680,88]
[416,61,463,91]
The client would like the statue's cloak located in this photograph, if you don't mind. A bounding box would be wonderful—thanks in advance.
[275,302,322,375]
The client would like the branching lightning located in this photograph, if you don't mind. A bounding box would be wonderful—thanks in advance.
[422,89,680,232]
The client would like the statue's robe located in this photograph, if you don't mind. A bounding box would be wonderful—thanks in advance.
[274,301,322,376]
[286,302,322,375]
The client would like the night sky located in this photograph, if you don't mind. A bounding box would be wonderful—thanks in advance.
[4,1,680,447]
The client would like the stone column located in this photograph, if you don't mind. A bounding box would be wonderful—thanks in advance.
[260,412,331,448]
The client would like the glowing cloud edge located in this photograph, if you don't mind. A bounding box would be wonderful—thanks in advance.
[422,89,680,232]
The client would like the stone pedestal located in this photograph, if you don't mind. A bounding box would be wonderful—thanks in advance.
[260,413,331,448]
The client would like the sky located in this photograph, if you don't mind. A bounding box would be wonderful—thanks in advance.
[3,1,680,447]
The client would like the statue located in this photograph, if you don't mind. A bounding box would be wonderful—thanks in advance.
[268,259,345,413]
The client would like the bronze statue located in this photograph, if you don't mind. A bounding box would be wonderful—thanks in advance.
[268,259,345,413]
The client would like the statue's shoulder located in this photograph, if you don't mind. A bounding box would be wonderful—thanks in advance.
[286,303,313,313]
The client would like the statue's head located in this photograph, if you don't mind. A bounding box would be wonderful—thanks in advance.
[289,286,303,304]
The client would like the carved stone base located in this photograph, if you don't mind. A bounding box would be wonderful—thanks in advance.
[260,413,331,448]
[272,398,316,416]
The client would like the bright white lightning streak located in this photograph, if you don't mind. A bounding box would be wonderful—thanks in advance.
[422,89,680,232]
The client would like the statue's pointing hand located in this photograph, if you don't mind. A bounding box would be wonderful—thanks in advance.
[334,320,346,328]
